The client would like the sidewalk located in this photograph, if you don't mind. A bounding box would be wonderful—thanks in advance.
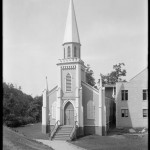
[35,139,86,150]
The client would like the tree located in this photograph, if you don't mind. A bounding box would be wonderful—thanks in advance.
[18,86,21,91]
[27,96,42,122]
[3,82,38,127]
[99,63,127,85]
[86,64,96,87]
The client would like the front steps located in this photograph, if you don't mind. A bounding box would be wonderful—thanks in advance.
[52,125,73,141]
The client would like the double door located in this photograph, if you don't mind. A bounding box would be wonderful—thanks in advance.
[64,102,74,125]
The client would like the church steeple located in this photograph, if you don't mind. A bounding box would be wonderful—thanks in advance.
[63,0,80,44]
[63,0,81,59]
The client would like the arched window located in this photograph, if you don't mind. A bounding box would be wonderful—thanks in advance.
[87,100,95,119]
[66,73,71,92]
[67,46,71,57]
[74,46,77,57]
[52,101,56,119]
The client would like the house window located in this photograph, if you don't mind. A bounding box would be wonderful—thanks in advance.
[143,89,148,100]
[66,73,71,92]
[112,87,116,97]
[121,109,128,117]
[52,101,56,119]
[143,109,148,117]
[121,90,128,100]
[74,46,77,57]
[87,100,95,119]
[67,46,71,57]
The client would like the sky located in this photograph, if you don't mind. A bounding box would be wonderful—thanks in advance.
[3,0,148,97]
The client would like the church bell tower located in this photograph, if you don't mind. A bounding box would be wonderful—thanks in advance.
[56,0,85,135]
[63,0,81,59]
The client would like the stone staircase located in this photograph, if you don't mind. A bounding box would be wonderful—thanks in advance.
[52,125,73,141]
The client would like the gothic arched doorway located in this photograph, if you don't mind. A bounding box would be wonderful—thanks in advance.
[64,102,74,125]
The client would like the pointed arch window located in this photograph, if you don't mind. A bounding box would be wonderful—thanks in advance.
[67,46,71,57]
[74,46,77,57]
[66,73,71,92]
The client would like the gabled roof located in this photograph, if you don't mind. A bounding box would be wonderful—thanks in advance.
[82,81,99,94]
[63,0,80,45]
[48,86,58,95]
[129,67,148,82]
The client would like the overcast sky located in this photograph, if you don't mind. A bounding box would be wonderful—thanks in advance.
[3,0,148,97]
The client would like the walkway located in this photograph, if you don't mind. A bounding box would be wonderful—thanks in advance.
[35,139,86,150]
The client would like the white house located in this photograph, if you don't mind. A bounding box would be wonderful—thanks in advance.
[116,68,148,128]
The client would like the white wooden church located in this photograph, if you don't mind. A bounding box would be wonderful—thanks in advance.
[42,0,115,140]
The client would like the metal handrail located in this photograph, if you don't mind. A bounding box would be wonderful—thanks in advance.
[69,121,78,140]
[50,120,60,140]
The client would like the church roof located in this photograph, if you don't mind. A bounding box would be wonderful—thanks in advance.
[63,0,80,45]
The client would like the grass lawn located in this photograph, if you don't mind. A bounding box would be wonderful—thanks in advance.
[3,125,53,150]
[11,122,49,140]
[70,134,148,150]
[8,123,148,150]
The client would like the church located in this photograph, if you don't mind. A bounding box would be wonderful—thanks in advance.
[42,0,115,140]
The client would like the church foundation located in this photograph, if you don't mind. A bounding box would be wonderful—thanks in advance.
[84,126,107,136]
[42,125,54,134]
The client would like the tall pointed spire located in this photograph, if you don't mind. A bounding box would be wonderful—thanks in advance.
[63,0,80,45]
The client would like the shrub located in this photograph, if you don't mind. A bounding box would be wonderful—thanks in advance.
[4,116,37,127]
[5,120,20,127]
[22,116,35,124]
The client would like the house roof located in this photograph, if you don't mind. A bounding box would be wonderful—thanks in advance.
[104,84,116,88]
[129,67,148,82]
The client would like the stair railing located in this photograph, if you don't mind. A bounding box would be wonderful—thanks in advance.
[50,120,60,140]
[69,121,78,141]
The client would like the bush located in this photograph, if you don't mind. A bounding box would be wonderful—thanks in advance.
[22,116,36,124]
[18,117,26,125]
[4,115,21,127]
[5,119,20,127]
[3,114,36,127]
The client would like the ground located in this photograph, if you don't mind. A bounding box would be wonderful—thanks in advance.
[3,123,148,150]
[70,127,148,150]
[70,134,148,150]
[3,125,53,150]
[10,123,50,140]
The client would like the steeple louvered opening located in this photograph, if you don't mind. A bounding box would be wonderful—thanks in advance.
[67,46,71,57]
[74,46,77,57]
[63,43,81,59]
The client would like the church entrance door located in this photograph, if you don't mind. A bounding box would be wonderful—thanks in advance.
[64,102,74,125]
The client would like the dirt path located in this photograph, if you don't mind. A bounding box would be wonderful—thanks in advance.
[3,126,53,150]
